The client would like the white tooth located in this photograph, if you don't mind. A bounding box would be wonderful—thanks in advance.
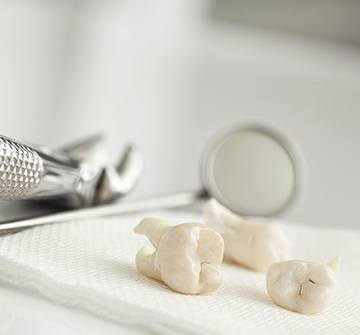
[203,199,291,272]
[135,246,161,281]
[266,258,340,314]
[134,218,224,295]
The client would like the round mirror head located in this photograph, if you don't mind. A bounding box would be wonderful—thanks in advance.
[201,124,305,217]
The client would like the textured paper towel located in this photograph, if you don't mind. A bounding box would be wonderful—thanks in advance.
[0,210,359,335]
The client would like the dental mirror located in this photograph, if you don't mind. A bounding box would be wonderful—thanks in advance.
[200,123,304,216]
[0,123,305,234]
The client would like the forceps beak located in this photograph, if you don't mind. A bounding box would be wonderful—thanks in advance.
[95,144,143,204]
[62,134,143,204]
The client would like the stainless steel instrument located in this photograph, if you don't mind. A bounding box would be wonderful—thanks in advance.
[0,135,142,208]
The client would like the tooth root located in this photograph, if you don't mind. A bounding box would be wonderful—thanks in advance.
[204,199,291,272]
[134,220,224,295]
[203,199,241,233]
[135,246,161,281]
[134,218,171,247]
[327,256,341,273]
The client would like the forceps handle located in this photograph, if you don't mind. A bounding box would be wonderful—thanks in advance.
[0,191,205,235]
[0,135,98,207]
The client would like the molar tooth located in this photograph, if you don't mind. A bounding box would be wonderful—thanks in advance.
[266,258,340,314]
[134,218,224,295]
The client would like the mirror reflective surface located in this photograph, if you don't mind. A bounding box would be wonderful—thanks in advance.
[202,125,303,216]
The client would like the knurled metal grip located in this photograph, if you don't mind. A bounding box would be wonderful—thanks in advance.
[0,136,44,199]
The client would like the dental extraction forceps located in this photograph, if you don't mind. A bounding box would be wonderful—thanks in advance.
[0,134,145,233]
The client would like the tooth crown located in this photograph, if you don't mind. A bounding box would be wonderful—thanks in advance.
[134,218,224,295]
[204,199,291,272]
[266,259,339,314]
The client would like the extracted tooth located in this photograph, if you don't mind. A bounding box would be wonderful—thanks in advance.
[134,218,224,295]
[203,199,291,272]
[266,257,340,314]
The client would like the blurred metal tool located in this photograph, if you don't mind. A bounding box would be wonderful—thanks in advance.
[0,122,306,235]
[0,134,142,208]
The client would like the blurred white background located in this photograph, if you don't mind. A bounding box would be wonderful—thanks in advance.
[1,0,360,227]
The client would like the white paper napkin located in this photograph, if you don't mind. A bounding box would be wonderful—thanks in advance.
[0,210,359,334]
